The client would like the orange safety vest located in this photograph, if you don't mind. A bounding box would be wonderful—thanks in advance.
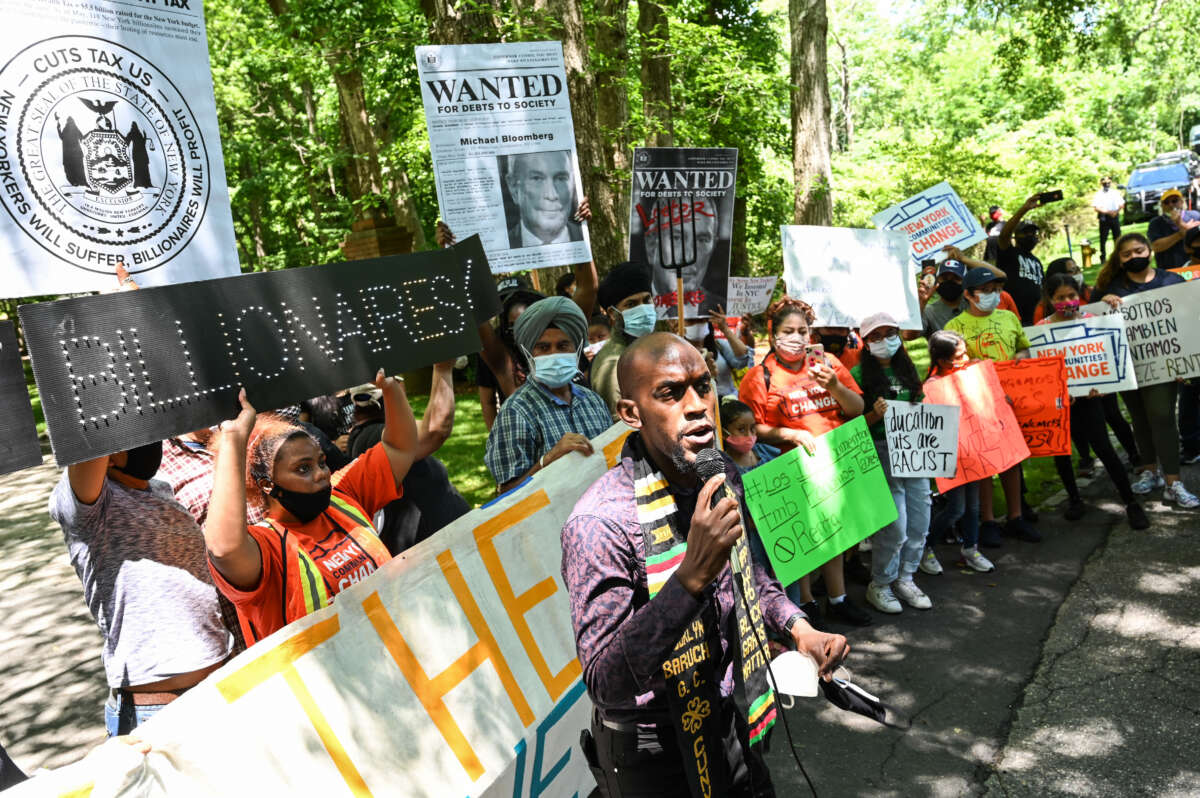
[251,494,390,643]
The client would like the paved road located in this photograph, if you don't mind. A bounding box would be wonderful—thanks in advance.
[1,456,1196,795]
[765,465,1199,797]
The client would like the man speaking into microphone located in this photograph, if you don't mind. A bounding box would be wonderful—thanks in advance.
[562,332,848,797]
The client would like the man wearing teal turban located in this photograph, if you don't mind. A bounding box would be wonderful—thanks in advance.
[484,296,615,493]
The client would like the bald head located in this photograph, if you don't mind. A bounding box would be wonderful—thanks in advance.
[617,332,702,399]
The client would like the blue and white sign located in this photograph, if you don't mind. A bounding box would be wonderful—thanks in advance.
[1024,314,1137,397]
[872,181,986,269]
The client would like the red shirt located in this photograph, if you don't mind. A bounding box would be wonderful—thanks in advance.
[738,352,862,447]
[210,443,400,641]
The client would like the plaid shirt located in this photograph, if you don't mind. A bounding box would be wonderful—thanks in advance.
[484,380,613,487]
[157,438,265,527]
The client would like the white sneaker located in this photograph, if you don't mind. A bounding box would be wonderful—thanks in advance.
[1131,470,1166,495]
[960,546,995,573]
[1164,481,1200,509]
[892,579,932,610]
[865,582,902,614]
[919,548,943,575]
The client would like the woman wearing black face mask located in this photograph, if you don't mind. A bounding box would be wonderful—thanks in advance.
[1095,234,1200,509]
[204,370,420,643]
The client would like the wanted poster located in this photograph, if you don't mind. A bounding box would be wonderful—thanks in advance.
[629,147,737,320]
[416,41,591,273]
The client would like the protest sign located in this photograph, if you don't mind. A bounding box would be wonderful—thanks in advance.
[0,0,240,297]
[872,181,986,269]
[1024,314,1137,396]
[994,357,1071,457]
[10,425,634,798]
[742,417,897,587]
[416,42,591,274]
[883,401,959,479]
[629,148,738,320]
[1082,280,1200,387]
[0,321,44,475]
[923,361,1030,492]
[21,237,498,466]
[780,227,922,330]
[726,276,778,317]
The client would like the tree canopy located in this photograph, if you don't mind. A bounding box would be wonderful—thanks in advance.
[205,0,1200,277]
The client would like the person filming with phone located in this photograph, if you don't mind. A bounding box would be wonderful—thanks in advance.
[997,190,1059,323]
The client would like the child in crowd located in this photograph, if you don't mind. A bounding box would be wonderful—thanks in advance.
[924,330,995,573]
[851,313,934,614]
[720,398,780,477]
[738,297,870,626]
[1037,274,1149,529]
[945,267,1042,545]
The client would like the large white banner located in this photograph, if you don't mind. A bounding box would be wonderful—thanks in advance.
[871,181,986,269]
[12,425,635,798]
[0,0,240,297]
[780,226,922,330]
[1024,314,1138,397]
[416,42,591,274]
[1082,280,1200,387]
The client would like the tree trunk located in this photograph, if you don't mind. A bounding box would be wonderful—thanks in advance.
[789,0,833,225]
[731,196,748,275]
[595,0,631,176]
[522,0,625,271]
[835,36,852,151]
[421,0,503,44]
[638,0,674,147]
[327,63,388,221]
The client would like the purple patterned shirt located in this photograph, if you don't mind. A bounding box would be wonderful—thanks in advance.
[561,440,801,724]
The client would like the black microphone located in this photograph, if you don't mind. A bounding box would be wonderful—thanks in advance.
[694,447,747,576]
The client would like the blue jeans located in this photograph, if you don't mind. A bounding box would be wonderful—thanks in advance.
[872,473,932,586]
[104,691,167,737]
[930,482,980,549]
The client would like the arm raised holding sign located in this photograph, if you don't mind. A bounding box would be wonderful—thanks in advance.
[204,372,417,642]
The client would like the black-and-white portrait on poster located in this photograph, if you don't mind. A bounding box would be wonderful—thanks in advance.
[499,150,583,249]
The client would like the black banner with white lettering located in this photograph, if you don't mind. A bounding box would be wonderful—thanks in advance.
[0,321,44,474]
[22,237,498,466]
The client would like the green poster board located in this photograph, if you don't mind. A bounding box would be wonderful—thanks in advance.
[741,416,897,587]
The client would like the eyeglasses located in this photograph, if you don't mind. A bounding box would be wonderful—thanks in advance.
[1163,198,1182,205]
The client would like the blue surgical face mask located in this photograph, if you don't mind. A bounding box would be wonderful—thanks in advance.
[973,291,1001,313]
[529,351,579,389]
[620,303,657,338]
[868,335,902,360]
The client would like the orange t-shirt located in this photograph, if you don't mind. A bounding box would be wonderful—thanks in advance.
[836,335,862,370]
[738,352,862,446]
[210,443,400,641]
[998,290,1019,316]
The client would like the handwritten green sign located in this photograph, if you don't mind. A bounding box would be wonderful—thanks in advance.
[741,416,897,587]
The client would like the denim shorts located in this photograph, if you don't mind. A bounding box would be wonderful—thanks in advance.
[104,691,167,737]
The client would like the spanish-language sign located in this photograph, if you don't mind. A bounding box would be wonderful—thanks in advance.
[923,360,1030,492]
[882,401,959,479]
[994,356,1071,457]
[628,147,738,320]
[780,226,922,330]
[0,321,43,475]
[416,41,591,273]
[8,425,633,798]
[742,417,897,587]
[0,0,240,297]
[726,276,778,317]
[21,237,498,466]
[1024,314,1137,396]
[1082,280,1200,387]
[872,181,986,269]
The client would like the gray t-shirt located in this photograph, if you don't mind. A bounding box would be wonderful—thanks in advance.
[50,474,232,687]
[922,298,966,336]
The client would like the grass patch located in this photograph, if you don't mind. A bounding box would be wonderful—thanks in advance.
[409,387,495,509]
